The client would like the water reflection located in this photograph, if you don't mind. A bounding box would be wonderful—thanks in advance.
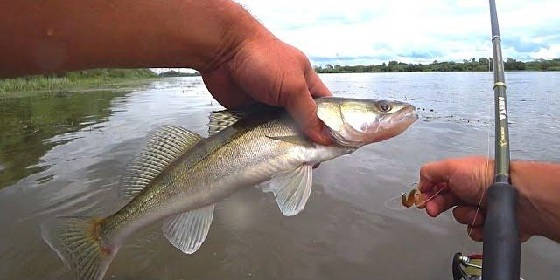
[0,91,126,189]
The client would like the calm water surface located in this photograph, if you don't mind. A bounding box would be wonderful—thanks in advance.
[0,72,559,279]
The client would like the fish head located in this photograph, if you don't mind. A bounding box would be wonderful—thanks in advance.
[316,97,417,147]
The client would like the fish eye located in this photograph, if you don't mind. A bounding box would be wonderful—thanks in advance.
[378,102,392,112]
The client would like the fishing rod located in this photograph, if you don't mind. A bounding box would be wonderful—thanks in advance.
[482,0,521,279]
[452,1,521,280]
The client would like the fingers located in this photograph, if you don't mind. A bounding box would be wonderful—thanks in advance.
[468,226,484,242]
[202,69,254,108]
[281,87,333,145]
[456,206,530,242]
[418,160,453,194]
[418,156,491,203]
[453,206,485,227]
[455,206,486,242]
[221,92,255,109]
[306,70,331,98]
[424,192,459,217]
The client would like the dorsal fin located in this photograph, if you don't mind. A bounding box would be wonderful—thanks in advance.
[207,103,284,136]
[120,126,202,199]
[207,110,245,136]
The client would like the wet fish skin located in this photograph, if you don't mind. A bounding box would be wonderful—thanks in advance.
[103,112,343,243]
[41,97,417,280]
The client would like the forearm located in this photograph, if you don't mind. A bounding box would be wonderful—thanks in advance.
[511,160,560,241]
[0,0,267,77]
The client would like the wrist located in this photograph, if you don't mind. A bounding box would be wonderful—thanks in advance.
[511,160,560,242]
[195,0,272,73]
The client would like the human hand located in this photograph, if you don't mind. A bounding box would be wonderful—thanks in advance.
[201,33,332,145]
[418,156,560,243]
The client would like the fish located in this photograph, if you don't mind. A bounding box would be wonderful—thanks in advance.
[41,97,417,280]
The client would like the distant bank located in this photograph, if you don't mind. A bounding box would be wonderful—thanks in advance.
[314,58,560,73]
[0,69,202,94]
[2,59,558,94]
[0,69,159,94]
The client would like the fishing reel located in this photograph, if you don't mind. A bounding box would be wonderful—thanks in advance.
[452,253,482,280]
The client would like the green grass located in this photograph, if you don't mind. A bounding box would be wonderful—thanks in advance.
[0,68,158,94]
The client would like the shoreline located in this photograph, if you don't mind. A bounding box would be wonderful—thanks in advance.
[316,70,558,74]
[1,70,557,96]
[0,68,159,95]
[0,78,161,97]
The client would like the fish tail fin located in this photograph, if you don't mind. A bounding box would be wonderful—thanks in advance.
[41,216,118,280]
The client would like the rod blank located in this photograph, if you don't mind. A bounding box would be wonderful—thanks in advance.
[482,1,521,279]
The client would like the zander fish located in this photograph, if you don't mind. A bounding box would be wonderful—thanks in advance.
[41,97,417,280]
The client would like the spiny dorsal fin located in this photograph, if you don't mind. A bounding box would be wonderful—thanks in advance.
[120,126,202,199]
[261,165,313,216]
[162,204,215,254]
[207,110,245,136]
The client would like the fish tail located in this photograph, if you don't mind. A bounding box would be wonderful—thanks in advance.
[41,216,118,280]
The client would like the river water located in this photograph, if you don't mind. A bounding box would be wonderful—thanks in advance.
[0,72,559,279]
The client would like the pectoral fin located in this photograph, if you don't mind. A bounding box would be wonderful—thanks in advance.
[262,165,313,216]
[162,204,215,254]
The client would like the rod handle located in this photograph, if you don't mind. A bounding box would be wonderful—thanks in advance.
[482,182,521,280]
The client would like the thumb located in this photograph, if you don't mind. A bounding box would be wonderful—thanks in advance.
[281,87,332,145]
[418,160,453,194]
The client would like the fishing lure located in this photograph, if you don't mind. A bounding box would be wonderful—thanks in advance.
[401,188,426,208]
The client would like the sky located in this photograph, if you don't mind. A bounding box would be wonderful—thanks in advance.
[235,0,560,66]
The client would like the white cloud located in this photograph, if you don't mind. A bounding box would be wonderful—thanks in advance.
[235,0,560,65]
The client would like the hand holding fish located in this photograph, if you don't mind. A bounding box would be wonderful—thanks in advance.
[202,33,333,145]
[418,156,560,243]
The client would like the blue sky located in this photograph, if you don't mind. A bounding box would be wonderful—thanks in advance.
[236,0,560,66]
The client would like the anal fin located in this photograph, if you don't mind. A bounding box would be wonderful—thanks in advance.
[262,165,313,216]
[162,204,215,254]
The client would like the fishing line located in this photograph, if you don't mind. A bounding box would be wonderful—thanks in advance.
[463,127,491,243]
[414,185,446,208]
[459,73,494,253]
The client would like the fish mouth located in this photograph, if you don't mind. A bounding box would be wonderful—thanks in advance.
[400,105,418,122]
[388,104,417,124]
[365,105,417,143]
[328,105,417,147]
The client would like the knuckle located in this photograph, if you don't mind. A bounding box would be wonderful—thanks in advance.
[419,166,430,178]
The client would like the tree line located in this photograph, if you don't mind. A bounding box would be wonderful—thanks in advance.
[314,58,560,73]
